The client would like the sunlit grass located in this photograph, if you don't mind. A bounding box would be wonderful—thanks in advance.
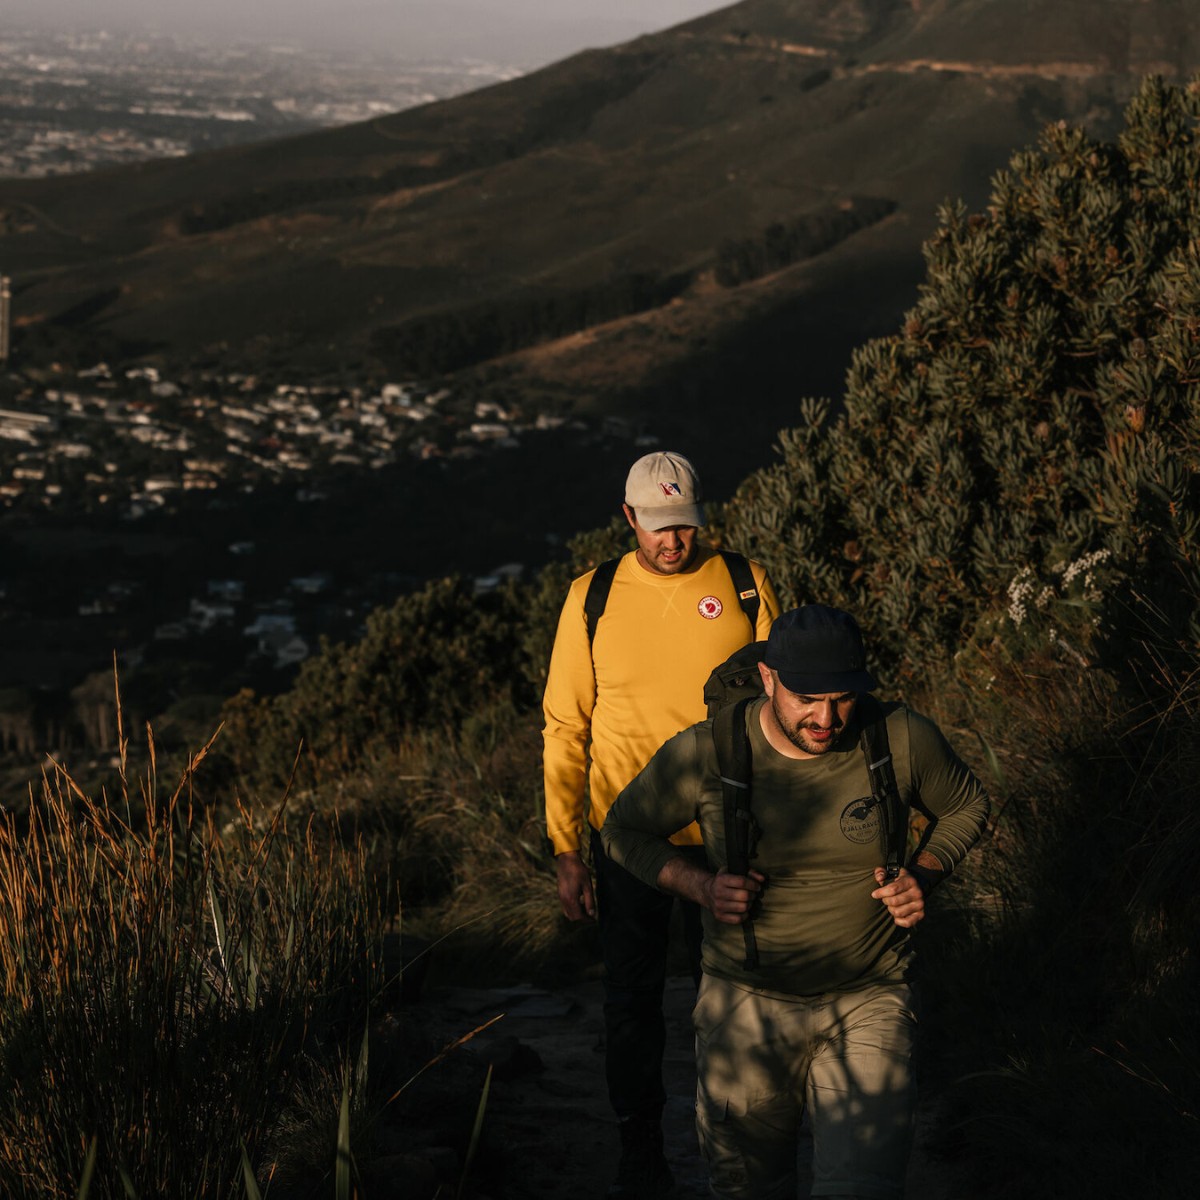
[0,698,389,1198]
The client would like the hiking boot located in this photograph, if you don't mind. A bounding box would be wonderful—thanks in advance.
[607,1115,675,1199]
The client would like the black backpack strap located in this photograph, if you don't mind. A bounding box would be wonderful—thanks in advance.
[857,695,908,881]
[583,557,620,650]
[719,550,760,637]
[713,697,760,970]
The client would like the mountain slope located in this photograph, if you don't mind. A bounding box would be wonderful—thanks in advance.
[1,0,1194,468]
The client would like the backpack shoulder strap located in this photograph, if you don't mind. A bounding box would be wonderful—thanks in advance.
[857,694,909,882]
[718,550,760,636]
[583,557,620,650]
[713,697,760,971]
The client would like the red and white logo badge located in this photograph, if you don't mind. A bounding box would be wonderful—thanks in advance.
[698,596,723,619]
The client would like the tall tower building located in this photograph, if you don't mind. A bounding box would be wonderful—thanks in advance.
[0,275,10,363]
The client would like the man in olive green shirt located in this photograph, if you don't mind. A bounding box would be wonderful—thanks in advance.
[602,605,989,1200]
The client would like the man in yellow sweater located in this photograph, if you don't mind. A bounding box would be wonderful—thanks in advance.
[543,451,780,1199]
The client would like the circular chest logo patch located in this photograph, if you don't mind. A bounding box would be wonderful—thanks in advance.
[698,595,723,619]
[840,796,881,844]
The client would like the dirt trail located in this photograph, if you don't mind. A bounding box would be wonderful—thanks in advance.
[411,975,970,1200]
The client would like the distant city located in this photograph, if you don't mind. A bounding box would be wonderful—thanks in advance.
[0,354,650,711]
[0,24,522,178]
[0,363,581,523]
[0,22,649,752]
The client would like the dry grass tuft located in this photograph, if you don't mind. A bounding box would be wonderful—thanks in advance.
[279,702,581,985]
[0,705,389,1198]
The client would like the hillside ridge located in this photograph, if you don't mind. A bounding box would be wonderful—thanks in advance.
[0,0,1193,464]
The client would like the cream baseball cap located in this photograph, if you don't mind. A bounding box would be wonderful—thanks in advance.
[624,451,705,530]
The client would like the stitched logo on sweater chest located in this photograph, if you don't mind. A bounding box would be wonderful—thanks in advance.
[698,596,723,619]
[840,796,882,844]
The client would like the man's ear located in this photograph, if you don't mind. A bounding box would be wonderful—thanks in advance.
[757,661,775,697]
[622,503,637,531]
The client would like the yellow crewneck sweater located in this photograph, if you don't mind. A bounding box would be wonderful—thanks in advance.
[542,547,780,855]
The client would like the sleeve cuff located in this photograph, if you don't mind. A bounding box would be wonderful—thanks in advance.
[906,862,942,896]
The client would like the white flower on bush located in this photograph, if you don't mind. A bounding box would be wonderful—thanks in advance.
[1005,549,1112,631]
[1006,567,1037,627]
[1053,548,1110,603]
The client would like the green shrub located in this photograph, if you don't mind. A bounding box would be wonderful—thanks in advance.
[220,519,636,795]
[723,77,1200,681]
[222,576,535,791]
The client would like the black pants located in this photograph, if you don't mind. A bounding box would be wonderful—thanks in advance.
[591,828,707,1120]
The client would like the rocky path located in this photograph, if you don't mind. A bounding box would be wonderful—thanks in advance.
[405,975,971,1199]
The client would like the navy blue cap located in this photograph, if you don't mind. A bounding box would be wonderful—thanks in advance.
[764,605,877,694]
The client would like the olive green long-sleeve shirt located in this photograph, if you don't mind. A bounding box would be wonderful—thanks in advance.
[602,698,989,997]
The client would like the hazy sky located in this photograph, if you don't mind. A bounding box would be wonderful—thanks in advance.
[3,1,732,65]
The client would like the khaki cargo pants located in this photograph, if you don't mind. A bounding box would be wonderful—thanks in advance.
[693,975,917,1200]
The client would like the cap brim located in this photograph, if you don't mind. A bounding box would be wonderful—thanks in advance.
[635,503,705,531]
[775,669,877,695]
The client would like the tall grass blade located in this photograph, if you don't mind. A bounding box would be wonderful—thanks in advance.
[117,1163,139,1200]
[387,1014,504,1104]
[967,726,1007,789]
[75,1137,98,1200]
[206,873,237,1004]
[336,1067,352,1200]
[242,927,261,1009]
[240,1141,264,1200]
[456,1064,493,1200]
[355,1021,369,1097]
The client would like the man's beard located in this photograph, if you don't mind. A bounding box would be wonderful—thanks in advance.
[771,695,847,756]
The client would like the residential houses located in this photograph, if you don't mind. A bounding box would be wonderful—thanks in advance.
[0,366,538,518]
